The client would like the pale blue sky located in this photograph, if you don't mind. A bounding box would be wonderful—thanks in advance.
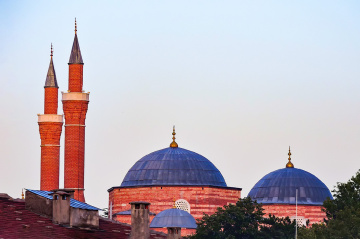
[0,1,359,209]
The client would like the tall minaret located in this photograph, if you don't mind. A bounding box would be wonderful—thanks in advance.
[38,44,63,191]
[62,19,89,202]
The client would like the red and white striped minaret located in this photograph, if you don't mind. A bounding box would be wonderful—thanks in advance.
[38,44,63,191]
[62,19,89,202]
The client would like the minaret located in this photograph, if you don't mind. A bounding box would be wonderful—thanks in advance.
[62,19,89,202]
[38,44,63,191]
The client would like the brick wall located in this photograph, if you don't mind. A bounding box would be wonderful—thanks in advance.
[44,88,58,114]
[68,64,83,92]
[262,204,326,225]
[63,61,88,202]
[38,122,63,191]
[109,186,241,236]
[63,100,88,202]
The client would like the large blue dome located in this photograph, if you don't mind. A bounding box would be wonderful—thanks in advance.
[121,147,227,187]
[248,167,333,205]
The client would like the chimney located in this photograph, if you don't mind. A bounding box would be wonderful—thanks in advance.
[130,201,150,239]
[167,227,182,239]
[50,190,71,225]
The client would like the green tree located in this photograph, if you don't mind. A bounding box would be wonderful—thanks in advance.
[298,170,360,239]
[189,197,296,239]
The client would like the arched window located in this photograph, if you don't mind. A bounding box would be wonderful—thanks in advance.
[175,199,190,213]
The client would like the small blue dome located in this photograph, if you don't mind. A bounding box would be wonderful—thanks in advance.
[121,147,227,187]
[149,208,197,229]
[248,168,333,205]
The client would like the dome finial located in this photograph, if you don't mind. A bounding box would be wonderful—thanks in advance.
[286,146,294,168]
[21,188,24,199]
[170,126,178,148]
[75,18,77,34]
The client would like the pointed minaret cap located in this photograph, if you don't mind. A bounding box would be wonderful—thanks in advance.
[68,18,84,64]
[45,44,59,88]
[170,126,178,148]
[286,146,294,168]
[21,189,24,199]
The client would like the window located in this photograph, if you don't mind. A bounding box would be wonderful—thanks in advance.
[290,216,307,227]
[175,199,190,213]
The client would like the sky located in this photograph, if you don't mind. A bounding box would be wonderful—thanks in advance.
[0,1,359,209]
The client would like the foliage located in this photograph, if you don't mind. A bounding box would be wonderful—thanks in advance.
[298,170,360,239]
[188,197,296,239]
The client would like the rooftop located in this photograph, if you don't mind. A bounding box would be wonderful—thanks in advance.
[0,194,166,238]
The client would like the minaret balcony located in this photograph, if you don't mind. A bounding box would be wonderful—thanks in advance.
[38,114,63,123]
[62,92,89,101]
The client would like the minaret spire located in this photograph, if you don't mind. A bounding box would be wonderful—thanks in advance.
[286,146,294,168]
[45,44,58,88]
[170,126,178,148]
[69,18,83,65]
[51,43,53,58]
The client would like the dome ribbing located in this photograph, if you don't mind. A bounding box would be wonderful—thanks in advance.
[120,147,227,187]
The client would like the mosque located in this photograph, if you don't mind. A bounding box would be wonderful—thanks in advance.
[35,22,333,236]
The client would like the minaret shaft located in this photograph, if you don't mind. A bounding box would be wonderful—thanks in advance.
[62,22,89,202]
[39,48,63,191]
[68,64,83,92]
[44,88,59,114]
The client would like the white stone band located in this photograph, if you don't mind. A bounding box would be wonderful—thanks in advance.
[38,114,63,123]
[62,92,90,101]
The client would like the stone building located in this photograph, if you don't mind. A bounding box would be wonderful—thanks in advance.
[108,127,242,235]
[248,147,333,226]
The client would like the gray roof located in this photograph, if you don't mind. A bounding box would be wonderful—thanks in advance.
[44,57,58,88]
[68,34,83,64]
[26,189,99,211]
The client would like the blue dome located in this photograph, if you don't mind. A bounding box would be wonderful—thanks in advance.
[248,168,333,205]
[121,147,227,187]
[149,208,197,229]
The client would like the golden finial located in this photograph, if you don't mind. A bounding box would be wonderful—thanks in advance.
[170,126,178,148]
[50,43,53,58]
[21,189,24,199]
[286,146,294,168]
[75,18,77,34]
[173,197,176,209]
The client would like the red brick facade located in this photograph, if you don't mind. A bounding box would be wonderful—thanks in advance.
[63,99,88,202]
[62,44,89,202]
[262,204,326,226]
[68,64,83,92]
[39,72,63,191]
[44,88,58,114]
[109,186,241,236]
[38,122,63,191]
